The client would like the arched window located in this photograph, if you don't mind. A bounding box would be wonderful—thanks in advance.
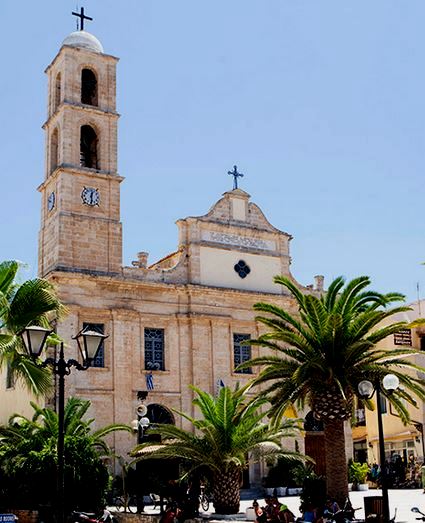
[50,128,59,173]
[54,73,61,111]
[146,404,175,426]
[81,69,98,106]
[80,125,98,169]
[138,404,175,444]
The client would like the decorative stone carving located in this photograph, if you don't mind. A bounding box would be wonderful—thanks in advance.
[202,231,275,251]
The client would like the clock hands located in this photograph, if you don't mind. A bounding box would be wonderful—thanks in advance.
[81,187,99,206]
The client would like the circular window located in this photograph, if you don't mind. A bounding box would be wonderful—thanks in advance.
[234,260,251,279]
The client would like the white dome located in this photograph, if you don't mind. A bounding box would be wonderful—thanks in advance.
[62,31,104,53]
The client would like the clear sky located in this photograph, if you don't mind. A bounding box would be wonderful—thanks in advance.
[1,1,424,303]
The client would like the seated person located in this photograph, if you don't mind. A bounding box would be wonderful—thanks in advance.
[160,502,179,523]
[299,502,321,523]
[265,496,280,522]
[323,498,341,522]
[278,504,295,523]
[253,500,267,523]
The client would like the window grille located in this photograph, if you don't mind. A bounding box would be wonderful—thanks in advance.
[144,328,165,371]
[83,322,105,368]
[233,334,251,374]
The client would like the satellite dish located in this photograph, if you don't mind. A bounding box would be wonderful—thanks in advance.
[136,404,148,416]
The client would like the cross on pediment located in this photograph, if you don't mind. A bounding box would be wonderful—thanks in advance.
[228,165,244,190]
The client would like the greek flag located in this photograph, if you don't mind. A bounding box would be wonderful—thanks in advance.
[146,372,154,391]
[215,378,225,396]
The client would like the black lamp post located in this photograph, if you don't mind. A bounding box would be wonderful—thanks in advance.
[21,325,108,523]
[133,399,150,513]
[358,374,400,523]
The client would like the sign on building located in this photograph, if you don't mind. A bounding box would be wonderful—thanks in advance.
[0,515,17,523]
[394,329,412,346]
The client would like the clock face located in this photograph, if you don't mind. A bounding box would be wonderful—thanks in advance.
[47,191,55,212]
[81,187,100,206]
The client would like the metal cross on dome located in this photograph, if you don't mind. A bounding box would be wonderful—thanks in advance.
[228,165,244,190]
[72,7,93,31]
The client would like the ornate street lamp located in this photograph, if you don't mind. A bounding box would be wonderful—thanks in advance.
[21,325,108,523]
[358,374,399,523]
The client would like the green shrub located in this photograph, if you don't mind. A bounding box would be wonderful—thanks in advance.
[349,461,370,484]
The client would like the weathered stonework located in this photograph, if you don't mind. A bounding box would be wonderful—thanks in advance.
[34,30,328,483]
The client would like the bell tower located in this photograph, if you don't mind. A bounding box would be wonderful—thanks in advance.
[38,27,123,277]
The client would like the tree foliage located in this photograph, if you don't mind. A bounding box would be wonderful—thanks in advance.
[0,398,131,512]
[239,275,425,503]
[240,275,425,423]
[0,260,66,395]
[132,385,306,514]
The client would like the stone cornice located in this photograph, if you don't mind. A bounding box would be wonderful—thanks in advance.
[45,269,298,298]
[38,166,124,191]
[42,101,120,129]
[45,45,119,74]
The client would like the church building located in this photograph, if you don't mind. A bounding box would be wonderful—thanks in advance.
[36,23,327,483]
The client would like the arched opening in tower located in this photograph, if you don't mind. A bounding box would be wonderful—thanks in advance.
[50,127,59,173]
[81,68,98,106]
[80,125,98,169]
[54,72,61,112]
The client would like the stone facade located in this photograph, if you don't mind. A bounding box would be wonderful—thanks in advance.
[38,41,122,277]
[34,30,328,483]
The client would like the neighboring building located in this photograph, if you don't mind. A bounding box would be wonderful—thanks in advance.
[352,300,425,465]
[0,365,37,423]
[32,26,327,483]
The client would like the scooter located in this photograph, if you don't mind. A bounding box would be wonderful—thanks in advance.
[412,507,425,521]
[73,509,117,523]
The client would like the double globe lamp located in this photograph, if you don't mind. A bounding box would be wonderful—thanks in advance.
[358,374,400,523]
[21,324,108,523]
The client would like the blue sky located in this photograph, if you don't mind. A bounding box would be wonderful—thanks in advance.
[1,1,424,303]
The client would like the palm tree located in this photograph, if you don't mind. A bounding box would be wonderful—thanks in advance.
[239,275,425,504]
[0,397,131,511]
[0,260,65,395]
[132,385,306,514]
[0,397,130,455]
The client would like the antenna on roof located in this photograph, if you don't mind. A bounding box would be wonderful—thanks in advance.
[75,4,79,30]
[417,282,422,317]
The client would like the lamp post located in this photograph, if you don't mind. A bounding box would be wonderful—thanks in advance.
[133,399,150,513]
[21,325,108,523]
[358,374,400,523]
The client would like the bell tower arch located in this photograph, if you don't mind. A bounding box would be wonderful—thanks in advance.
[38,29,123,277]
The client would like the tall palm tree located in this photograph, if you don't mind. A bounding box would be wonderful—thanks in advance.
[132,385,306,514]
[239,275,425,504]
[0,260,65,395]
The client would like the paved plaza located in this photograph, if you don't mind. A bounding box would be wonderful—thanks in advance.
[235,490,425,522]
[140,489,425,522]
